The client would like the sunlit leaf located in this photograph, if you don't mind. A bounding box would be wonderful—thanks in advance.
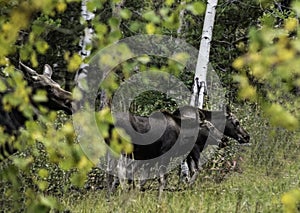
[67,53,82,72]
[292,1,300,16]
[30,51,38,67]
[165,0,175,6]
[32,90,48,102]
[37,181,49,191]
[137,55,151,64]
[95,23,108,35]
[187,2,205,16]
[281,189,300,213]
[35,40,49,54]
[38,169,49,178]
[56,2,67,13]
[265,103,298,130]
[27,196,57,213]
[145,23,156,34]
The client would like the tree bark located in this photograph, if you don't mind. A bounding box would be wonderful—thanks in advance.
[190,0,218,109]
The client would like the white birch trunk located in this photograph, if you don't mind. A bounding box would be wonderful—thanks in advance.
[176,1,186,38]
[79,0,95,60]
[75,0,95,87]
[190,0,218,109]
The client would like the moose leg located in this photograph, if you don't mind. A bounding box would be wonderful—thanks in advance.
[158,165,168,201]
[137,163,151,191]
[189,170,200,186]
[124,156,136,190]
[189,158,204,186]
[179,160,190,183]
[187,156,196,177]
[105,152,120,200]
[158,174,166,201]
[111,175,120,192]
[117,154,128,190]
[187,147,201,186]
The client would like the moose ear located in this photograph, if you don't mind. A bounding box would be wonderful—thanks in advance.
[225,104,231,113]
[198,110,205,120]
[43,64,53,78]
[19,62,38,76]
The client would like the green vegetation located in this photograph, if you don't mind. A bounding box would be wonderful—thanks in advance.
[0,0,299,212]
[59,105,300,212]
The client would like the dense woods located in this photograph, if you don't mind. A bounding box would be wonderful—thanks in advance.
[0,0,299,212]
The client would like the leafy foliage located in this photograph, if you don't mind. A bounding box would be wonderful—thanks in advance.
[0,1,90,211]
[233,1,299,130]
[0,0,299,211]
[57,104,300,212]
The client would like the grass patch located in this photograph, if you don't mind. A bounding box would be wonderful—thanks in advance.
[61,105,300,212]
[1,104,298,212]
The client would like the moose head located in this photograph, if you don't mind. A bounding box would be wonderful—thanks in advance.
[19,62,73,115]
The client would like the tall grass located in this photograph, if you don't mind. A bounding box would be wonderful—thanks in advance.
[61,104,300,212]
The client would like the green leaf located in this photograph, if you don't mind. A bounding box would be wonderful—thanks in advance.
[35,40,49,54]
[108,30,122,43]
[260,13,275,27]
[159,8,169,17]
[67,53,82,72]
[12,157,34,170]
[95,23,108,35]
[32,90,48,102]
[71,173,87,187]
[293,1,300,15]
[137,55,151,64]
[37,181,49,191]
[0,79,7,92]
[27,196,57,213]
[129,21,142,32]
[165,0,175,6]
[20,44,33,61]
[120,8,132,20]
[32,24,45,36]
[145,23,156,34]
[30,51,38,68]
[265,103,299,130]
[187,2,205,16]
[108,17,120,30]
[87,0,103,11]
[143,10,161,24]
[38,169,49,178]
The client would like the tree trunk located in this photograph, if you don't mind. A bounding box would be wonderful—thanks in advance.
[75,0,95,88]
[190,0,218,109]
[181,0,218,182]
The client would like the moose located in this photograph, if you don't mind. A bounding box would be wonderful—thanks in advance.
[174,106,250,184]
[0,62,73,159]
[106,106,229,199]
[106,105,250,198]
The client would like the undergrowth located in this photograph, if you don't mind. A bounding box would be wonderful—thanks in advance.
[1,104,299,212]
[61,104,300,212]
